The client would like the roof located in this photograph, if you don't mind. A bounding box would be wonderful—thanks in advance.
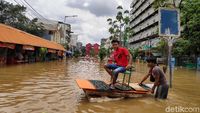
[37,19,71,31]
[0,24,65,51]
[37,18,58,31]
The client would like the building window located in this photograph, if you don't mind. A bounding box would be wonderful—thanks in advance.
[49,31,53,35]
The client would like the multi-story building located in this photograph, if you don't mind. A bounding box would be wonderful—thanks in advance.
[129,0,160,50]
[86,43,92,56]
[69,34,78,52]
[93,43,100,56]
[58,22,71,45]
[37,19,71,45]
[85,43,100,56]
[76,42,83,51]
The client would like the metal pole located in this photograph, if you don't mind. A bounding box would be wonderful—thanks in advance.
[168,37,173,88]
[120,23,122,46]
[64,15,78,49]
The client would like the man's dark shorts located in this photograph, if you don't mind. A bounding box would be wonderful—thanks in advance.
[155,84,169,99]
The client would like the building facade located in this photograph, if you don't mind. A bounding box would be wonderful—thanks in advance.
[76,42,83,51]
[37,19,71,45]
[69,34,78,52]
[85,43,100,57]
[93,43,100,56]
[86,43,92,56]
[129,0,160,50]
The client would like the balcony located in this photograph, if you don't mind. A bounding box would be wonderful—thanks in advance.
[129,26,158,44]
[131,0,146,14]
[130,0,139,8]
[132,15,158,34]
[130,0,155,23]
[130,8,156,28]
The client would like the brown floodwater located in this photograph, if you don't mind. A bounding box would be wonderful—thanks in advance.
[0,59,199,113]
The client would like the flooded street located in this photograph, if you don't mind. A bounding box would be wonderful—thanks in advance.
[0,59,199,113]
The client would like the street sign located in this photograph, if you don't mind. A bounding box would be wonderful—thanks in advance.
[197,57,200,71]
[159,8,180,37]
[171,57,175,69]
[158,8,181,88]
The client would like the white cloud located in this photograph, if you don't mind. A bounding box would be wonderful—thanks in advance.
[5,0,131,45]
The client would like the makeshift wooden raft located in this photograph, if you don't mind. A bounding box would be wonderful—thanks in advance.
[76,79,153,98]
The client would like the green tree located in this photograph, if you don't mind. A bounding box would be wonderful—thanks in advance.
[107,5,134,47]
[154,0,200,63]
[153,0,184,9]
[99,47,107,61]
[153,39,168,57]
[90,48,95,57]
[73,50,81,58]
[81,46,86,56]
[181,0,200,57]
[129,48,139,61]
[0,0,44,37]
[172,39,190,57]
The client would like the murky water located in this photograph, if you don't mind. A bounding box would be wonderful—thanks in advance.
[0,59,199,113]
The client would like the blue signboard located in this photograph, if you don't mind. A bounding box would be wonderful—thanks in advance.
[159,8,180,37]
[171,57,175,69]
[197,57,200,71]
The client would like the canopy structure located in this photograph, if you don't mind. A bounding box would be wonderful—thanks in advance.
[0,24,65,51]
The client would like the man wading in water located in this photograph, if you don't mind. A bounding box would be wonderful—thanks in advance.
[139,57,169,99]
[104,39,132,89]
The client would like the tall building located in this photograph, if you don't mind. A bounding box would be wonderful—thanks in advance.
[129,0,160,50]
[93,43,100,56]
[85,43,100,56]
[37,19,71,45]
[69,34,78,51]
[86,43,92,56]
[76,42,83,51]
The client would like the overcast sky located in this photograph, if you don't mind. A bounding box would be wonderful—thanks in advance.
[5,0,132,45]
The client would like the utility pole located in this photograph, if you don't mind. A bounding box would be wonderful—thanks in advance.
[63,15,78,50]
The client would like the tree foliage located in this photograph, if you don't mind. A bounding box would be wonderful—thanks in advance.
[154,0,200,57]
[181,0,200,56]
[172,39,190,57]
[99,47,107,61]
[107,5,134,47]
[0,0,44,37]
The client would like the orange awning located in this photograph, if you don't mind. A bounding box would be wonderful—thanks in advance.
[0,24,65,51]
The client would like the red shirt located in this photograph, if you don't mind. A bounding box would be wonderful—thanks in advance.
[113,47,129,67]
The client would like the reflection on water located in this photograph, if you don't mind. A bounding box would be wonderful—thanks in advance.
[0,59,199,113]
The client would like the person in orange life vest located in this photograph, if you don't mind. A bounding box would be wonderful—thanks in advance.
[104,39,132,89]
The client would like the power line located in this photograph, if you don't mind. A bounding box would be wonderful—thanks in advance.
[22,0,47,20]
[18,0,37,18]
[12,0,36,19]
